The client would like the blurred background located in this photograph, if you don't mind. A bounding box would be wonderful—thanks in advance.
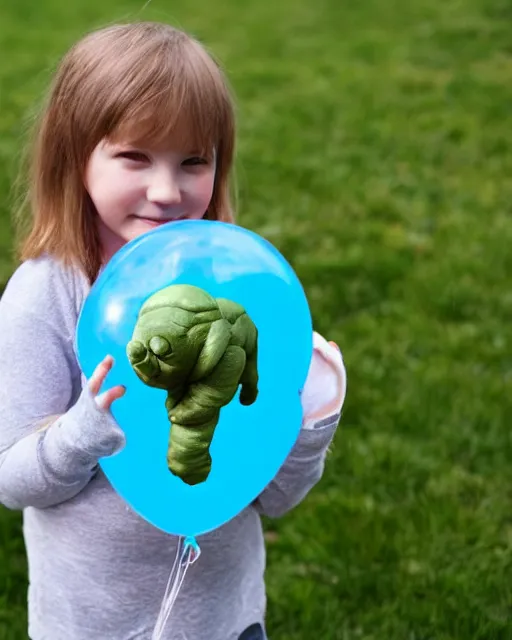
[1,0,511,638]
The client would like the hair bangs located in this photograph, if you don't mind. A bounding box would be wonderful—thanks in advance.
[107,41,230,159]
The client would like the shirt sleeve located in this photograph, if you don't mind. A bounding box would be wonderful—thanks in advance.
[253,332,346,518]
[0,261,125,510]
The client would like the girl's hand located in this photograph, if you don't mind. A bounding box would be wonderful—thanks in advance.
[89,356,126,411]
[300,334,346,425]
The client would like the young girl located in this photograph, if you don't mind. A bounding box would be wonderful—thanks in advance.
[0,21,346,640]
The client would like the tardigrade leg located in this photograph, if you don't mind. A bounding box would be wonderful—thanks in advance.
[166,345,247,485]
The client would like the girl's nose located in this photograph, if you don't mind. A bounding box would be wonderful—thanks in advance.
[147,169,182,205]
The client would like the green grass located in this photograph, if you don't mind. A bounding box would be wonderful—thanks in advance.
[1,0,512,637]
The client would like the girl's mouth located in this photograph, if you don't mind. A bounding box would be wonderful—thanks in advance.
[135,216,186,226]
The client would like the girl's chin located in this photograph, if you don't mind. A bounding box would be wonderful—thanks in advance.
[101,217,200,263]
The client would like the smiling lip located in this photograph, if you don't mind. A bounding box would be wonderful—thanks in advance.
[135,216,185,226]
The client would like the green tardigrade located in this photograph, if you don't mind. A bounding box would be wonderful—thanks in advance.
[126,284,259,486]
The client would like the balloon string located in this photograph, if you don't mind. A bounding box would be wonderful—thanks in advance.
[151,536,201,640]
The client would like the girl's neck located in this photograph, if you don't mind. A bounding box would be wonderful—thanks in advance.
[97,220,127,267]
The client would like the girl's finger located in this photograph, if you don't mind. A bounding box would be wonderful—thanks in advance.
[329,341,341,353]
[95,385,126,411]
[88,356,114,396]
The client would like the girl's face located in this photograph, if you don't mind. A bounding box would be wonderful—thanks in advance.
[85,138,216,262]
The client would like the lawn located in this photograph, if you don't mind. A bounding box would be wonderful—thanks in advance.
[1,0,511,638]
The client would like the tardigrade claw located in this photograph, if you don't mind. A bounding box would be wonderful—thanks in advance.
[126,340,146,364]
[149,335,171,357]
[126,340,160,383]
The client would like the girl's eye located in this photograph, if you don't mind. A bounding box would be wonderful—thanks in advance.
[182,156,208,166]
[117,151,149,163]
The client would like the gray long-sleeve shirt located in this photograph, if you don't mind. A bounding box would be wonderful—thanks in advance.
[0,255,344,640]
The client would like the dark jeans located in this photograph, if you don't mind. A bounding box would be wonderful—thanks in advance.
[238,623,266,640]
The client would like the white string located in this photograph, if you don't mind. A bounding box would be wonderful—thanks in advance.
[151,537,201,640]
[158,538,183,620]
[152,538,198,639]
[153,552,185,638]
[155,555,191,637]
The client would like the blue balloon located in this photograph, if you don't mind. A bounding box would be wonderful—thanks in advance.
[75,220,312,538]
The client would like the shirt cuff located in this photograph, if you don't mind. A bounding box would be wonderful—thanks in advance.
[41,385,127,483]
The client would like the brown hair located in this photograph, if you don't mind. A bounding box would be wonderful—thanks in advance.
[14,22,237,283]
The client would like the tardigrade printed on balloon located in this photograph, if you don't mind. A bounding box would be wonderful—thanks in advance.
[126,284,259,486]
